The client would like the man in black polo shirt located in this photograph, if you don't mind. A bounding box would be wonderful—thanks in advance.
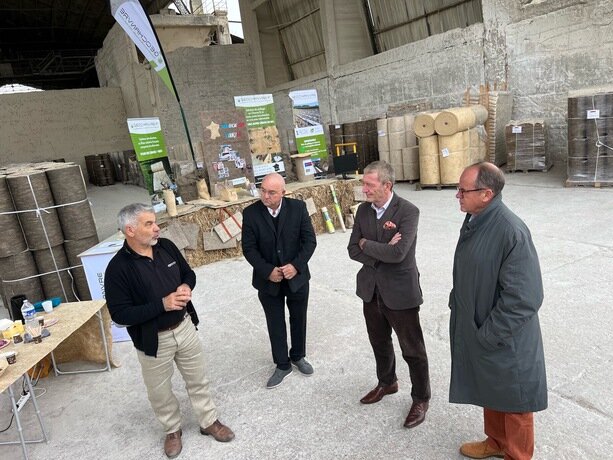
[105,203,234,458]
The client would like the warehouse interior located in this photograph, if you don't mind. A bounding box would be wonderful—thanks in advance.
[1,1,612,459]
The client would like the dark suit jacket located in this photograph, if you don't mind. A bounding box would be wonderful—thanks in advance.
[347,193,423,310]
[242,197,317,296]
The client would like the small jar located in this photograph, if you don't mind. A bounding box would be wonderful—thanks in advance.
[12,333,24,346]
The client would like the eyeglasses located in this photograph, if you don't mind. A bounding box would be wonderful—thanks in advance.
[456,187,487,197]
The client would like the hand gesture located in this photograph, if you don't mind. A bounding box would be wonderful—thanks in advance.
[268,267,284,283]
[280,264,297,280]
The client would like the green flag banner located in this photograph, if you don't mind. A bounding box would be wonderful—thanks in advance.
[127,117,168,161]
[289,89,328,161]
[110,0,175,97]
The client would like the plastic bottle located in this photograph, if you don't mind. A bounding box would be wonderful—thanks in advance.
[21,299,36,321]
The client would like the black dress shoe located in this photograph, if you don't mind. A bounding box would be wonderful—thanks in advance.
[360,381,399,404]
[404,401,429,428]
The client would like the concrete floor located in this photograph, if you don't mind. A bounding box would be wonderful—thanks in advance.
[1,167,612,459]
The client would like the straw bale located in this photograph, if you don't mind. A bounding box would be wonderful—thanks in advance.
[159,179,359,268]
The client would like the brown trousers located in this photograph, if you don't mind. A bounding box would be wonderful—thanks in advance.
[485,408,534,460]
[363,289,430,402]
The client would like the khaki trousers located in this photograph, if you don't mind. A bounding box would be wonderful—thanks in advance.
[484,408,534,460]
[136,318,217,434]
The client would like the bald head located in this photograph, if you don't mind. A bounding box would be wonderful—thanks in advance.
[260,173,286,210]
[261,173,285,190]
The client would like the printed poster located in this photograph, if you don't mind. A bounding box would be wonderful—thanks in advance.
[289,89,328,176]
[234,94,285,182]
[127,117,169,194]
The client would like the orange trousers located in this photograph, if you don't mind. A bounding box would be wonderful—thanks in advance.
[484,408,534,460]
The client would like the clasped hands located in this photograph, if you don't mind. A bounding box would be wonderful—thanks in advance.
[268,264,297,283]
[163,283,192,311]
[359,232,401,250]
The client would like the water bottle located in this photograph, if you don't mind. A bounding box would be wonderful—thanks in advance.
[21,299,36,321]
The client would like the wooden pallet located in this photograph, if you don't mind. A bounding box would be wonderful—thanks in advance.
[506,163,553,174]
[564,180,613,188]
[415,183,458,191]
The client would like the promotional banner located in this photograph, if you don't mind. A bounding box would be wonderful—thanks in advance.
[289,89,328,177]
[127,117,169,194]
[127,117,168,161]
[110,0,175,96]
[234,94,285,182]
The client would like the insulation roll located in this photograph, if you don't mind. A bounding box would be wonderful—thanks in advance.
[389,149,404,181]
[7,169,64,249]
[387,116,405,133]
[435,105,488,136]
[388,131,406,151]
[366,119,379,167]
[46,164,98,239]
[0,175,27,257]
[32,244,78,302]
[414,112,440,138]
[439,131,470,184]
[376,119,389,152]
[0,249,45,305]
[401,146,420,181]
[403,114,417,147]
[377,134,390,152]
[468,127,488,163]
[64,236,100,301]
[418,135,440,185]
[379,149,391,164]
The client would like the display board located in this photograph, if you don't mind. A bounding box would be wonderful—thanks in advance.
[200,110,255,195]
[289,89,328,176]
[234,94,285,182]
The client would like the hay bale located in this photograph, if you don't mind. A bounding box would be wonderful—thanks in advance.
[161,179,359,268]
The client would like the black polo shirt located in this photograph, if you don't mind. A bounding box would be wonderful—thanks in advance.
[125,242,186,331]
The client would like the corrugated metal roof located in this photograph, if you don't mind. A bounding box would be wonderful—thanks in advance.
[266,0,326,79]
[367,0,482,52]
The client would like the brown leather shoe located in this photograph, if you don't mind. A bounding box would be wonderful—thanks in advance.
[404,401,429,428]
[359,381,399,404]
[460,440,504,459]
[164,429,182,458]
[200,419,235,442]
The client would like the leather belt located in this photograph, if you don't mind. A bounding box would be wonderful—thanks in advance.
[158,314,187,333]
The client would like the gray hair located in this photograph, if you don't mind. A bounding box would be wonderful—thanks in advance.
[363,161,395,186]
[117,203,154,233]
[473,162,505,196]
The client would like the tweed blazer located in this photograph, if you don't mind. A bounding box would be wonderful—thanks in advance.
[348,193,423,310]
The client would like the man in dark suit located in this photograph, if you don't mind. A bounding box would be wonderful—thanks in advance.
[242,173,317,389]
[348,161,431,428]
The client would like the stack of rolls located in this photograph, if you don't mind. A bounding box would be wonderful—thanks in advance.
[435,105,488,184]
[0,162,99,307]
[401,114,419,181]
[376,118,390,164]
[415,112,441,186]
[387,116,406,180]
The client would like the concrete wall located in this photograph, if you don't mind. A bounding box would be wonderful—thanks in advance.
[0,88,131,171]
[242,0,613,163]
[492,0,613,161]
[96,18,257,160]
[158,44,258,148]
